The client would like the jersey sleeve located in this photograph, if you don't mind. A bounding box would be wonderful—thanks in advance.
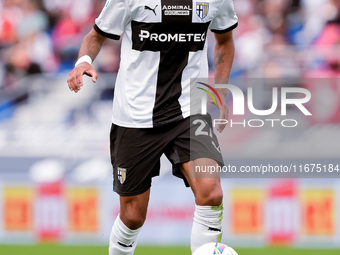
[209,0,238,34]
[94,0,131,40]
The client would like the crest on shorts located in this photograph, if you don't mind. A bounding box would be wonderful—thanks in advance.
[196,2,209,19]
[117,167,126,184]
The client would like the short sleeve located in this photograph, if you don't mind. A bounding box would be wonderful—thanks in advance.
[94,0,131,40]
[209,0,238,34]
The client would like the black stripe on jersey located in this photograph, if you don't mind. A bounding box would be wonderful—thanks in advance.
[131,0,210,126]
[211,22,238,34]
[93,24,121,40]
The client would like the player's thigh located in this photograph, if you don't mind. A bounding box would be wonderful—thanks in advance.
[180,159,223,206]
[165,114,224,188]
[110,124,164,196]
[119,188,151,230]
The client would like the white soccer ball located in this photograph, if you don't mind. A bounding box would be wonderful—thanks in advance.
[192,242,238,255]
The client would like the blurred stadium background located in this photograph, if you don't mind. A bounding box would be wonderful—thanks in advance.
[1,0,340,254]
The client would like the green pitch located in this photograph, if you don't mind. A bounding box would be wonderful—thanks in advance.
[0,245,340,255]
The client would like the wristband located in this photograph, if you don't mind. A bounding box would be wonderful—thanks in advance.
[75,55,92,67]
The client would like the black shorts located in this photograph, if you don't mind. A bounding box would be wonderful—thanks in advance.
[110,114,223,196]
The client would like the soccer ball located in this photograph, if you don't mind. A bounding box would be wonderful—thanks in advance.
[192,242,238,255]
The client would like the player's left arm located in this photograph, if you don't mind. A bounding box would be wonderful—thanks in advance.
[213,31,235,133]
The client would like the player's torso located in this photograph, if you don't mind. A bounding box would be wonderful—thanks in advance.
[113,0,225,128]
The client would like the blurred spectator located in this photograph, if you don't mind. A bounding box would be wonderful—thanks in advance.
[0,0,57,89]
[1,0,340,90]
[0,0,23,45]
[17,0,48,38]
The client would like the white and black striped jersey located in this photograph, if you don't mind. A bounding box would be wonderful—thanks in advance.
[95,0,238,128]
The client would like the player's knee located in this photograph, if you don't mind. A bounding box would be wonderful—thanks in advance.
[197,188,223,206]
[207,188,223,206]
[122,213,146,230]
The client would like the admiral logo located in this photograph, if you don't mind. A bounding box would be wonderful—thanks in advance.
[139,30,206,42]
[162,5,192,16]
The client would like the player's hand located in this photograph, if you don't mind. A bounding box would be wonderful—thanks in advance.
[67,63,98,93]
[211,88,229,133]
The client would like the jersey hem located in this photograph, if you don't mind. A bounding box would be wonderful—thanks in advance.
[112,117,154,128]
[93,24,121,40]
[153,115,184,127]
[112,111,190,128]
[211,22,238,34]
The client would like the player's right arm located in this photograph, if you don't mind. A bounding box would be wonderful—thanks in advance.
[67,29,107,93]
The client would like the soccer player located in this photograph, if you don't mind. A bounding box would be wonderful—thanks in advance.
[67,0,237,254]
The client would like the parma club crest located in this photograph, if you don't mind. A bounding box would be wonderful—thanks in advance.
[117,167,126,184]
[196,2,209,19]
